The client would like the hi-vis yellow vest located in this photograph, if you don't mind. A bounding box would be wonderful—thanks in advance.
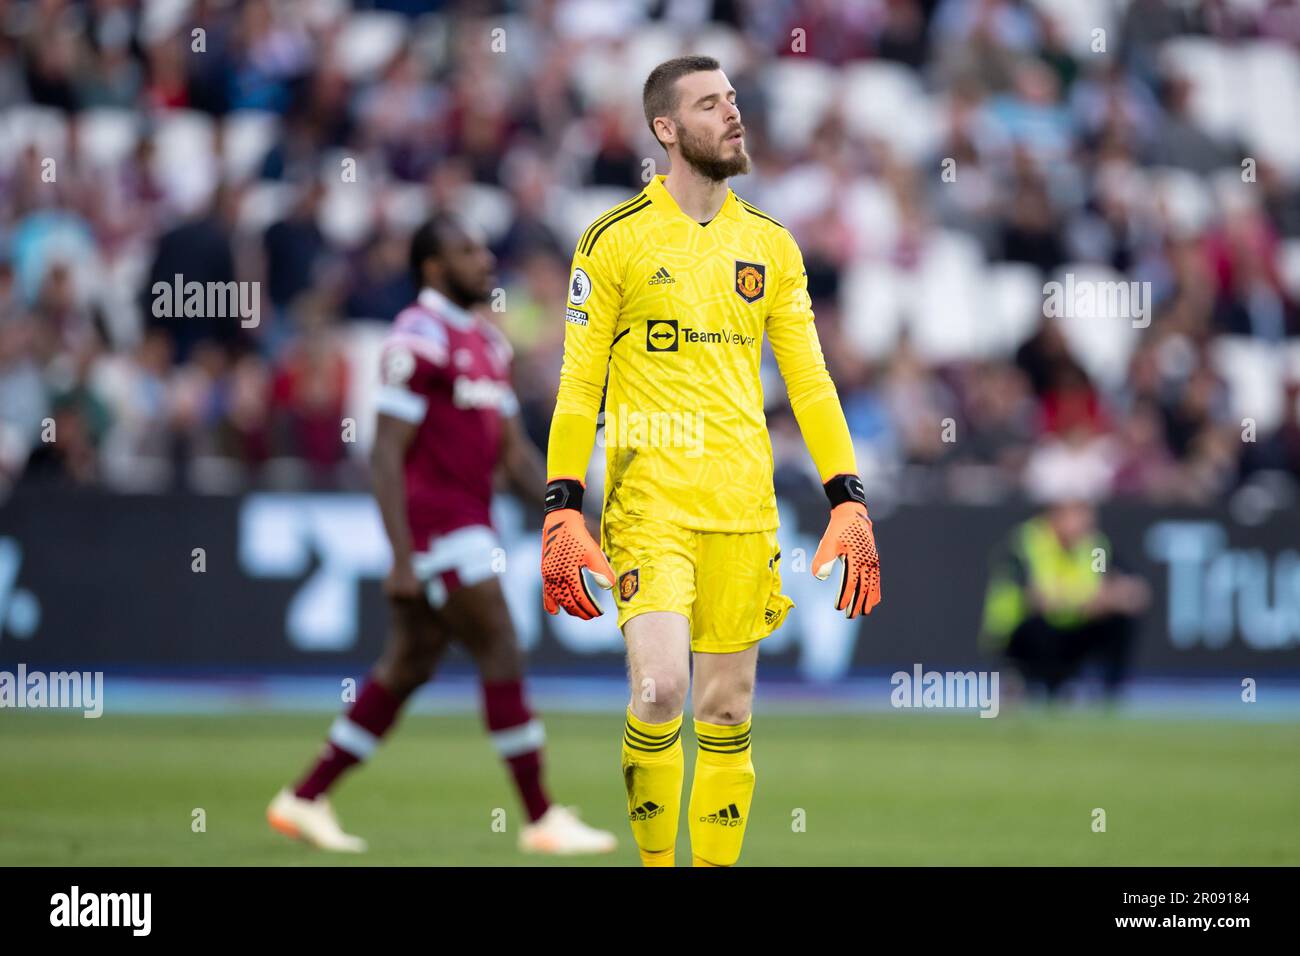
[981,517,1108,645]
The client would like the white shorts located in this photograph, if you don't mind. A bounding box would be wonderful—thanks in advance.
[410,525,500,609]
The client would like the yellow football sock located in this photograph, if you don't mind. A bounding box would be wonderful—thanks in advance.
[688,717,754,867]
[621,708,683,867]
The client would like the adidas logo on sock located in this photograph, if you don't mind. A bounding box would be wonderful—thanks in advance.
[648,267,675,285]
[629,801,665,822]
[700,803,743,827]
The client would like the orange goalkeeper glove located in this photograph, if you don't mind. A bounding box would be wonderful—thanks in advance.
[541,479,614,620]
[812,474,882,618]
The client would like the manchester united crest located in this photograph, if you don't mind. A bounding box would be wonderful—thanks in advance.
[735,261,765,303]
[618,568,640,602]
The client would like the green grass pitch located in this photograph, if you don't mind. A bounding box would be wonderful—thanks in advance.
[2,710,1296,865]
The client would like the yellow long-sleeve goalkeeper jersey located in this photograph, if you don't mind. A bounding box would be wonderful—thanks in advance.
[548,174,855,533]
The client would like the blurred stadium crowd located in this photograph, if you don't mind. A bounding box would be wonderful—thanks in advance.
[2,0,1300,508]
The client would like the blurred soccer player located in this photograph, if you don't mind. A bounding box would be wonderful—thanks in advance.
[268,214,616,856]
[541,57,882,867]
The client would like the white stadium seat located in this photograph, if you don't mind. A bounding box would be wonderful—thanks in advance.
[841,61,940,162]
[568,43,632,109]
[1045,263,1141,391]
[987,261,1046,354]
[237,181,296,235]
[1028,0,1116,58]
[318,183,375,248]
[460,182,515,244]
[381,183,430,233]
[555,0,649,42]
[909,230,988,362]
[625,24,687,102]
[335,11,407,80]
[1237,41,1300,178]
[762,59,837,154]
[138,0,192,45]
[842,177,901,261]
[77,108,139,170]
[757,163,835,228]
[1158,37,1240,141]
[0,105,68,165]
[1210,336,1286,433]
[1145,166,1215,238]
[153,109,218,214]
[1159,38,1300,177]
[693,25,748,77]
[222,110,281,182]
[840,260,906,362]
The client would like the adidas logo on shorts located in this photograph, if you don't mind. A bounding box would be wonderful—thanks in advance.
[700,803,743,827]
[629,801,665,822]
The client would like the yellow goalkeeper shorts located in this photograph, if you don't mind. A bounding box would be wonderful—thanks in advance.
[601,515,794,653]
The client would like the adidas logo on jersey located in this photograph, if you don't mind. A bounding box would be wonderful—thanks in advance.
[700,804,744,827]
[648,267,676,285]
[629,801,665,822]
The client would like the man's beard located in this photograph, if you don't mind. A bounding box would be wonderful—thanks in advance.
[676,120,751,182]
[445,274,490,309]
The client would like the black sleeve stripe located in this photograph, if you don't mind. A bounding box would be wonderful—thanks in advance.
[739,199,785,229]
[610,327,630,349]
[738,197,780,221]
[582,198,652,255]
[578,195,640,252]
[578,194,646,253]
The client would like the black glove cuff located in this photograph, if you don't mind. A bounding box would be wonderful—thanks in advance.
[824,474,867,508]
[544,478,584,514]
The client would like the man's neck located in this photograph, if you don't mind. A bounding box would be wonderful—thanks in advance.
[425,284,467,310]
[420,285,476,327]
[663,164,729,223]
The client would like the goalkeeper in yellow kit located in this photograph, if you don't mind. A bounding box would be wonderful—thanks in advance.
[540,56,882,867]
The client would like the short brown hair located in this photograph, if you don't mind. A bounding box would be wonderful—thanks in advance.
[642,55,721,147]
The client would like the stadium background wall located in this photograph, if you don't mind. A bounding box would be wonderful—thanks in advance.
[2,488,1298,679]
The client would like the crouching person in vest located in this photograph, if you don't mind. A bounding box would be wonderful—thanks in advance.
[980,498,1150,702]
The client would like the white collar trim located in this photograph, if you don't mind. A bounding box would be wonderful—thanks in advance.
[418,287,475,330]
